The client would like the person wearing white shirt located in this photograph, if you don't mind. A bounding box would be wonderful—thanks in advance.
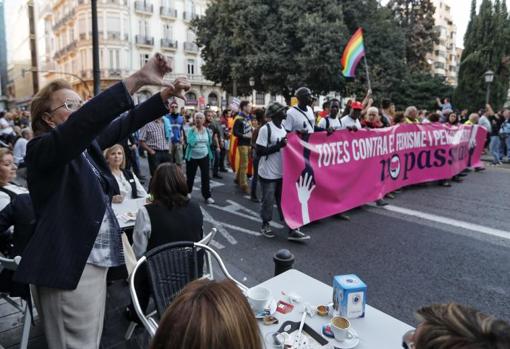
[284,87,317,134]
[340,101,364,130]
[256,102,310,242]
[104,144,147,202]
[318,99,342,133]
[13,128,33,166]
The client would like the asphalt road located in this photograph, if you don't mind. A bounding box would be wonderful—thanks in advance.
[176,162,510,327]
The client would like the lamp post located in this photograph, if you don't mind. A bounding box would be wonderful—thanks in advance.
[484,70,495,105]
[249,76,255,106]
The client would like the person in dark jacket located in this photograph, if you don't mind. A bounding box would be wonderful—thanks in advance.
[13,53,190,349]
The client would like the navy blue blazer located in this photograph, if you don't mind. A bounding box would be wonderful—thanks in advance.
[14,82,168,290]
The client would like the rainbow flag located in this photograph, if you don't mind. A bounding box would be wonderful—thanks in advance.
[341,28,366,78]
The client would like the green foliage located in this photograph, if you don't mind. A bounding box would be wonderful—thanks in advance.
[387,0,438,72]
[392,72,454,110]
[455,0,510,111]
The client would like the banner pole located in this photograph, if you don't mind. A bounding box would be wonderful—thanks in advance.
[363,55,372,91]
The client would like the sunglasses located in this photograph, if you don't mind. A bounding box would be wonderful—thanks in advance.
[49,98,83,114]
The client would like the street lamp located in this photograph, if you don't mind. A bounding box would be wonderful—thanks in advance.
[484,70,495,105]
[249,76,255,106]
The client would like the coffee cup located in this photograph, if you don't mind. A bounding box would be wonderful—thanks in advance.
[247,286,271,313]
[330,316,355,342]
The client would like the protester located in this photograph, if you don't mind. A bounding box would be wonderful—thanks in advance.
[165,101,185,166]
[380,99,395,126]
[13,128,32,167]
[403,303,510,349]
[404,106,419,123]
[318,98,342,132]
[139,117,172,176]
[150,279,262,349]
[284,87,317,134]
[185,112,214,204]
[205,109,223,179]
[250,108,266,203]
[445,112,458,125]
[0,149,27,210]
[257,102,310,241]
[393,111,406,124]
[340,101,363,130]
[459,109,469,124]
[489,110,504,165]
[14,54,190,349]
[233,101,253,193]
[361,106,383,129]
[0,112,16,146]
[464,113,479,126]
[500,109,510,161]
[104,144,147,201]
[219,109,231,171]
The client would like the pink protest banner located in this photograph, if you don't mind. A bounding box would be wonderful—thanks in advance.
[281,124,487,229]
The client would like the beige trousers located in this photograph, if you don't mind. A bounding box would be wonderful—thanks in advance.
[32,264,109,349]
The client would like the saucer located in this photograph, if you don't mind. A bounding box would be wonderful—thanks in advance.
[322,325,360,349]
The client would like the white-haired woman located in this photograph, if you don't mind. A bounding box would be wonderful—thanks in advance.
[185,112,214,204]
[361,106,384,129]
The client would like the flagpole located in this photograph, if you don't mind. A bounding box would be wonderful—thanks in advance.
[363,55,372,91]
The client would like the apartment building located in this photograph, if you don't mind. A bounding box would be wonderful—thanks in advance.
[428,0,458,86]
[39,0,222,107]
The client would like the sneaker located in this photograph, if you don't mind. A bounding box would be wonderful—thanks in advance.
[206,197,215,204]
[440,181,451,187]
[260,224,275,238]
[376,199,389,206]
[385,192,395,199]
[335,213,351,221]
[288,228,310,242]
[187,193,191,199]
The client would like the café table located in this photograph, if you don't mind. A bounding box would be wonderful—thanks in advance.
[255,269,414,349]
[112,197,147,229]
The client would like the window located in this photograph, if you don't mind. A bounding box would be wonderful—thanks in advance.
[166,55,174,70]
[109,49,120,69]
[434,62,445,69]
[163,23,172,39]
[187,59,195,75]
[100,48,105,67]
[80,49,87,70]
[208,92,218,106]
[186,30,195,42]
[138,20,150,37]
[256,92,265,105]
[140,53,150,68]
[78,17,86,35]
[69,27,75,41]
[107,16,120,33]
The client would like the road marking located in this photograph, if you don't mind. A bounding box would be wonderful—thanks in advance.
[201,207,237,246]
[383,205,510,240]
[220,222,261,236]
[209,200,284,229]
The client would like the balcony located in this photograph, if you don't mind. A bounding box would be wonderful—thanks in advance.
[108,69,123,78]
[104,0,128,5]
[183,41,199,53]
[135,35,154,47]
[106,31,122,40]
[161,38,177,51]
[52,9,75,31]
[79,32,87,40]
[160,6,178,19]
[183,11,198,21]
[135,1,154,15]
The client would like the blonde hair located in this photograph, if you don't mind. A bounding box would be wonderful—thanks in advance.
[415,303,510,349]
[150,279,262,349]
[30,79,73,136]
[104,144,126,169]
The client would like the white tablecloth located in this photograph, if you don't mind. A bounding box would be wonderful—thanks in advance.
[112,198,146,229]
[255,269,414,349]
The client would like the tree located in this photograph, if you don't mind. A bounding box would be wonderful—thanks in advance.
[192,0,349,102]
[455,0,510,111]
[392,72,453,110]
[387,0,438,72]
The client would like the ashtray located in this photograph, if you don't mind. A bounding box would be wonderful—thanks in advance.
[263,315,279,325]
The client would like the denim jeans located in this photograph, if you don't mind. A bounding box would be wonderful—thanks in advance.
[489,136,502,163]
[251,152,260,196]
[501,135,510,159]
[260,177,284,224]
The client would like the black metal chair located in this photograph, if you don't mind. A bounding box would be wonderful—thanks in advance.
[128,236,246,337]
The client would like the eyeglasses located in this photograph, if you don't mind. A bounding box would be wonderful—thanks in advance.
[49,98,83,114]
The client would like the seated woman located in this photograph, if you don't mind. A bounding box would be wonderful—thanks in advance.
[133,163,203,258]
[150,279,262,349]
[104,144,147,202]
[403,303,510,349]
[0,148,28,211]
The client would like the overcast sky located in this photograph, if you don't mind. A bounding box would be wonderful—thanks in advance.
[381,0,510,49]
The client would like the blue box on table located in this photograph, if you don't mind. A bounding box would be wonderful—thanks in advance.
[332,274,367,318]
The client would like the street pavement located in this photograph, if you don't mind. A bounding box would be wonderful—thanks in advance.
[188,162,510,327]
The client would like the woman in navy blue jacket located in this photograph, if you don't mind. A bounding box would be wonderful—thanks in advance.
[13,54,189,349]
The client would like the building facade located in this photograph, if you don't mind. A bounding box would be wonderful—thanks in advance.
[38,0,222,107]
[428,0,458,86]
[0,0,8,110]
